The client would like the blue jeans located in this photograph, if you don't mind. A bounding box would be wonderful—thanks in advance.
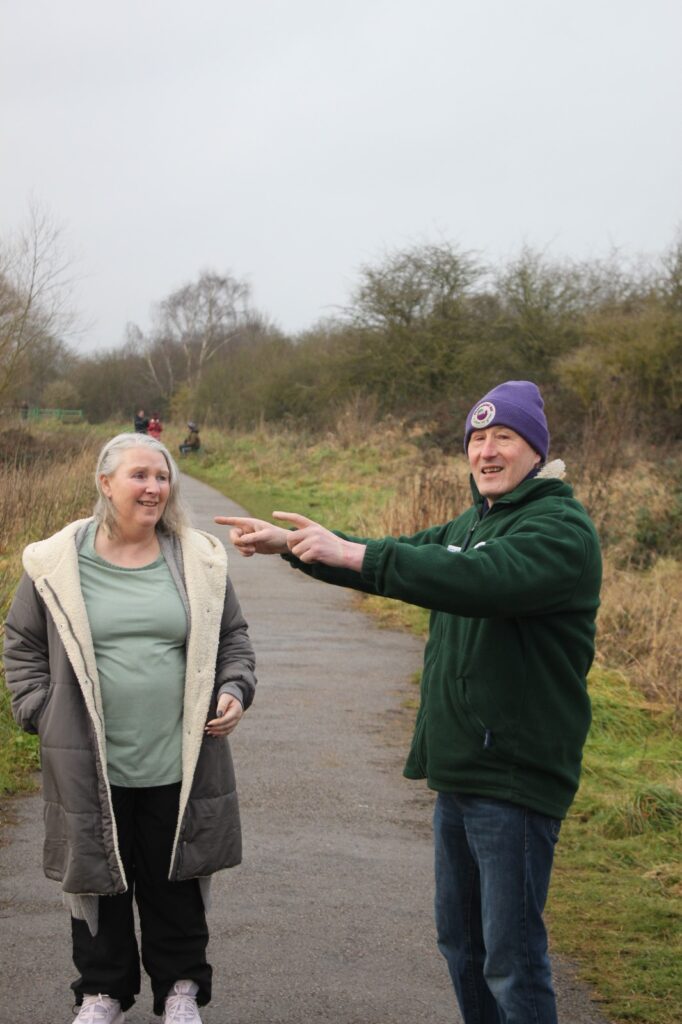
[433,793,561,1024]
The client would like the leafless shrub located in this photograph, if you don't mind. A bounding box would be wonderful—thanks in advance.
[329,393,381,449]
[0,202,78,402]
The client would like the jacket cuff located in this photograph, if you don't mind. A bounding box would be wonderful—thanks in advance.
[218,683,245,707]
[360,538,384,586]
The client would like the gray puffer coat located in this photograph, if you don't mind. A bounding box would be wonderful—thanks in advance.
[3,518,256,897]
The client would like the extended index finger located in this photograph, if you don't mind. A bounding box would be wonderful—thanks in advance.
[272,511,315,528]
[214,516,254,527]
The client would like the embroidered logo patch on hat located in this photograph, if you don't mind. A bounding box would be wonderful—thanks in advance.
[471,401,496,429]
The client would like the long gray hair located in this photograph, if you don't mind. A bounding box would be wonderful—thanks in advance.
[94,433,189,537]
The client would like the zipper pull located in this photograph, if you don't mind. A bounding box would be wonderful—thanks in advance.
[462,523,478,552]
[483,729,493,750]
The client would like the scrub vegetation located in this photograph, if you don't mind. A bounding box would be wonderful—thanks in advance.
[4,234,682,451]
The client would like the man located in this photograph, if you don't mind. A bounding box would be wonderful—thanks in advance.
[216,380,602,1024]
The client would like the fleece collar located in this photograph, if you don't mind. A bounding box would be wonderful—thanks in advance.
[469,457,571,511]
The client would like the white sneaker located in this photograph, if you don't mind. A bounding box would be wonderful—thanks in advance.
[72,995,124,1024]
[163,980,202,1023]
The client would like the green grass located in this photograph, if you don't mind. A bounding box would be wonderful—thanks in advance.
[182,428,682,1024]
[550,669,681,1023]
[0,686,41,793]
[1,566,41,793]
[180,425,416,531]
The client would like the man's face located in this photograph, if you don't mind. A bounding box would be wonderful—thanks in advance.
[467,425,541,504]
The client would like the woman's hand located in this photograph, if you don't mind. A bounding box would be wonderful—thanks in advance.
[205,693,243,736]
[214,515,290,557]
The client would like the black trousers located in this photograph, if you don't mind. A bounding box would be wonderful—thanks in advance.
[71,782,212,1016]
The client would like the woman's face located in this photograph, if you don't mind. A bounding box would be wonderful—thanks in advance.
[100,447,171,533]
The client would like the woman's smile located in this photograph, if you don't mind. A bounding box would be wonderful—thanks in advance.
[100,448,171,532]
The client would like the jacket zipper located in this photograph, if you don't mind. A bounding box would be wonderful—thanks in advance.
[460,677,494,751]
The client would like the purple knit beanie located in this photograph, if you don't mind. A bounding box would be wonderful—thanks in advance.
[463,380,549,461]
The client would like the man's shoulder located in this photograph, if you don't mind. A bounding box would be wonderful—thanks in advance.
[513,483,601,555]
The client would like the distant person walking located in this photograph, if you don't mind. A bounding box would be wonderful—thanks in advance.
[3,432,256,1024]
[216,380,603,1024]
[179,422,201,455]
[147,414,163,441]
[133,409,148,434]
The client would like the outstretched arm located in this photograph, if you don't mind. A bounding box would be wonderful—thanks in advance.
[214,515,291,556]
[214,511,367,570]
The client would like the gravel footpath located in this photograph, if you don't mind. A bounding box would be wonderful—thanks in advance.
[0,473,610,1023]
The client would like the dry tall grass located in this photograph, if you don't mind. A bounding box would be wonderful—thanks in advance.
[378,459,471,536]
[596,559,681,715]
[0,426,101,614]
[572,451,682,718]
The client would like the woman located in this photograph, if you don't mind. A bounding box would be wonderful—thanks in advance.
[3,433,256,1024]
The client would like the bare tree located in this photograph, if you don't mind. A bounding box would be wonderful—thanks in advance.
[349,242,482,330]
[130,270,251,402]
[126,320,180,404]
[0,202,76,402]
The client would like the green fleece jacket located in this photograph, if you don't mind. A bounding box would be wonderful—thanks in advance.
[285,464,602,819]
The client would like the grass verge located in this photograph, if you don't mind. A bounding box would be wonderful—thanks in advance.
[178,423,422,530]
[550,669,680,1023]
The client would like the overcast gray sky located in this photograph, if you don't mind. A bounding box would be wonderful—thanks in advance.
[2,0,681,350]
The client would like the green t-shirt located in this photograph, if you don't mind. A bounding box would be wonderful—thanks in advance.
[78,522,188,787]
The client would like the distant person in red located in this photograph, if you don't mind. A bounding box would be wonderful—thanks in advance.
[148,414,163,441]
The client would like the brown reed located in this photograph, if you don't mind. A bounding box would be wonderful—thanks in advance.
[0,427,100,614]
[377,460,471,537]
